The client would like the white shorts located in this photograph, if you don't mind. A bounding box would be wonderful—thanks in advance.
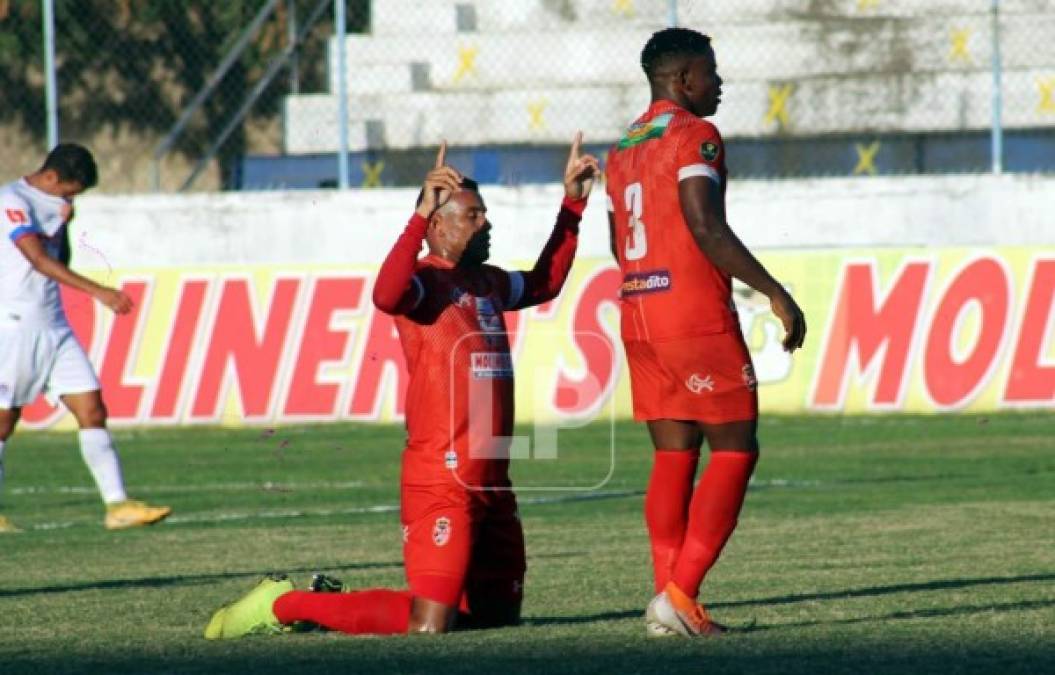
[0,324,100,409]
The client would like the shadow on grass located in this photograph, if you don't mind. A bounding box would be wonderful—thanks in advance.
[0,561,402,598]
[524,571,1055,627]
[5,638,1052,675]
[712,571,1055,609]
[0,551,584,599]
[749,597,1055,631]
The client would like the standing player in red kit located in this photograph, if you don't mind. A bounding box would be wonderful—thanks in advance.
[204,136,599,638]
[605,28,806,637]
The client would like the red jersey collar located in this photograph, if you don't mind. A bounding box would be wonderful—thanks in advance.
[639,99,689,122]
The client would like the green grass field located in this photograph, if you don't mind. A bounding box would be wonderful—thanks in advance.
[0,413,1052,674]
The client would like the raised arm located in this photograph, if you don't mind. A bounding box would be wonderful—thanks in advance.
[505,133,600,310]
[372,142,462,315]
[677,132,806,352]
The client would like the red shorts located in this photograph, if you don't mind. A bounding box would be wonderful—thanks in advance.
[401,484,526,609]
[625,331,758,424]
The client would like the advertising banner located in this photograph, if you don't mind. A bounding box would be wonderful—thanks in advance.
[23,246,1054,429]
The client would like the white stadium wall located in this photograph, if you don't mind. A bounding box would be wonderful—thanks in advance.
[25,174,1055,430]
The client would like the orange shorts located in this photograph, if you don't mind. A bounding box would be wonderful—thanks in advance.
[401,484,526,608]
[625,331,758,424]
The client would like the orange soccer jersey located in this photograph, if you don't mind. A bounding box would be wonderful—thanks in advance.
[605,100,738,344]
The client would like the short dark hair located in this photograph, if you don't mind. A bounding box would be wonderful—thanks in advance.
[41,143,98,188]
[415,175,479,208]
[640,28,712,81]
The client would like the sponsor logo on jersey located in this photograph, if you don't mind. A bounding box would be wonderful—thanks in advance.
[617,113,673,149]
[742,364,758,391]
[685,372,715,394]
[4,208,28,224]
[700,141,720,162]
[444,449,459,469]
[475,296,503,333]
[470,351,514,379]
[620,270,672,297]
[432,516,452,547]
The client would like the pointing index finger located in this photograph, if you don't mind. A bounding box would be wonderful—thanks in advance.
[435,140,447,169]
[570,131,583,161]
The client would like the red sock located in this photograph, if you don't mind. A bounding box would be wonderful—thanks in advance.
[671,451,758,599]
[273,589,412,635]
[645,450,700,593]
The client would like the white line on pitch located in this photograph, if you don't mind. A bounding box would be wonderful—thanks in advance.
[9,480,366,496]
[22,479,823,531]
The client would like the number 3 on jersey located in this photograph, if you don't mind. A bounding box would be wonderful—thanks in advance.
[623,182,647,261]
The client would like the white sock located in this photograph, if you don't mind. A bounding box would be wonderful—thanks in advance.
[0,439,6,500]
[78,428,128,504]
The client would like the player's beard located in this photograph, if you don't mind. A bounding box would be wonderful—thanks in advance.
[459,230,491,267]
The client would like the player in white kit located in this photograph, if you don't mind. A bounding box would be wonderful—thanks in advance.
[0,143,171,532]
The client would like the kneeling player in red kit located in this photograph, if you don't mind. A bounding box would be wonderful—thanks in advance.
[204,136,599,638]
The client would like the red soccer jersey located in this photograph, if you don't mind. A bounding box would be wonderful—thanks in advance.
[396,257,518,490]
[605,100,737,343]
[373,198,583,491]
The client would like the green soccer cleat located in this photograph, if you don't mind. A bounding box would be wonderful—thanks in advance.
[204,573,294,639]
[203,607,227,640]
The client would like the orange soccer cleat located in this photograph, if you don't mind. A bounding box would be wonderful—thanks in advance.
[645,581,728,637]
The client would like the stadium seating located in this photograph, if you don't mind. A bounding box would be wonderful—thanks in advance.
[281,0,1055,154]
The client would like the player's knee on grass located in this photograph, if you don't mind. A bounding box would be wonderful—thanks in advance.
[408,596,459,633]
[455,576,524,629]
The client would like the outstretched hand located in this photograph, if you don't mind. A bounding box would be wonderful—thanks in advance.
[416,141,463,218]
[563,132,601,201]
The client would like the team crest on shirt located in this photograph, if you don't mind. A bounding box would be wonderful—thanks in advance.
[742,364,758,391]
[474,296,503,334]
[700,141,720,162]
[451,287,473,308]
[685,372,715,394]
[444,449,459,469]
[432,517,452,547]
[617,113,673,149]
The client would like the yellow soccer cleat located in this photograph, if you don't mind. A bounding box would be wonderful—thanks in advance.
[205,574,294,640]
[104,499,172,530]
[0,515,22,533]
